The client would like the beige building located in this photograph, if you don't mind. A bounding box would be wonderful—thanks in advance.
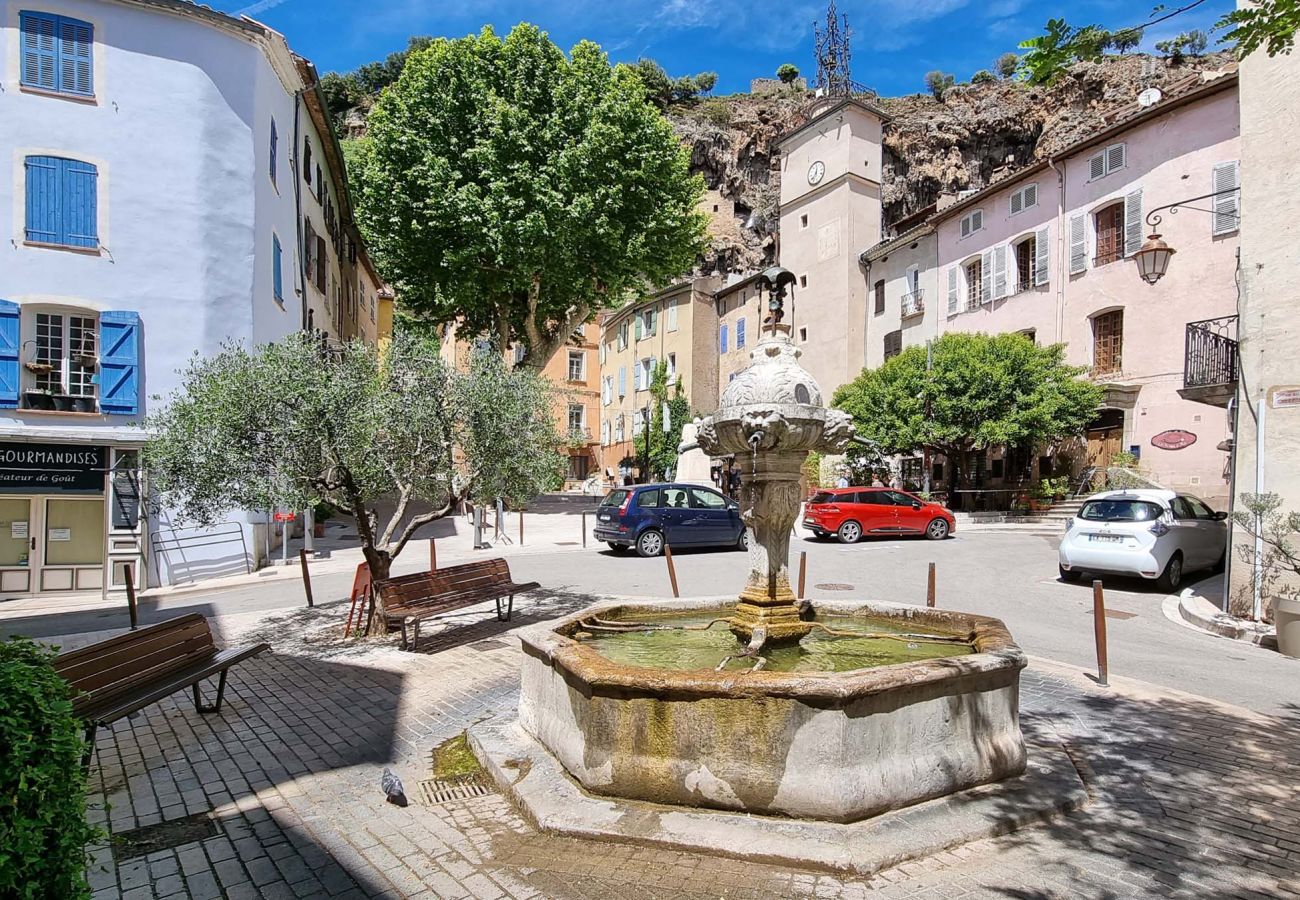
[716,273,765,388]
[1228,46,1300,619]
[775,97,889,396]
[598,278,720,482]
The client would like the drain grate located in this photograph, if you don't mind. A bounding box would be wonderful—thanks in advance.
[814,583,855,591]
[417,772,494,805]
[111,812,219,860]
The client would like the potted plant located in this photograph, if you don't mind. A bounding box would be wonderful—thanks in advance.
[52,395,76,412]
[312,503,333,538]
[1029,480,1055,511]
[22,390,54,411]
[72,396,96,413]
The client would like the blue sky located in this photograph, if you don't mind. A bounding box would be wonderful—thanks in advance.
[212,0,1234,97]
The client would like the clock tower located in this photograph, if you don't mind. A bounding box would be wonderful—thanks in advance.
[775,98,887,396]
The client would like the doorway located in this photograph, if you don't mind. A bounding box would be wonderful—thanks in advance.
[0,498,34,594]
[0,495,105,597]
[1086,408,1126,473]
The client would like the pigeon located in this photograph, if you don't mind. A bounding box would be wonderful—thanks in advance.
[381,767,408,807]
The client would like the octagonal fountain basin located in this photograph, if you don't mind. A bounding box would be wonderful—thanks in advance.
[518,597,1027,824]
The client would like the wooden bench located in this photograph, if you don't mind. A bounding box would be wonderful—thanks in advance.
[53,613,270,768]
[375,559,539,651]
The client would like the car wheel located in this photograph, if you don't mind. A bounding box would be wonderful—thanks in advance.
[607,542,629,553]
[1059,565,1082,583]
[735,529,749,551]
[836,520,862,544]
[636,529,665,558]
[925,518,950,540]
[1157,552,1184,593]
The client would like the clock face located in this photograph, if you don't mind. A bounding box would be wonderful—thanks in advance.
[807,161,826,185]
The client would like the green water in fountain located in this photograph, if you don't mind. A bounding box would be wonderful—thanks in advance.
[581,611,973,674]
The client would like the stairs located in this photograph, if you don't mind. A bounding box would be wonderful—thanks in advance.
[955,499,1084,532]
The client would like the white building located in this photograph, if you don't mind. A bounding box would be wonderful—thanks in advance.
[0,0,384,597]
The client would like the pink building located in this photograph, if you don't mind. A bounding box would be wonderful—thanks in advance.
[875,69,1240,505]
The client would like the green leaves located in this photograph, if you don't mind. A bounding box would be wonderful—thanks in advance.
[832,332,1104,466]
[1220,1,1299,57]
[354,25,707,369]
[0,638,100,899]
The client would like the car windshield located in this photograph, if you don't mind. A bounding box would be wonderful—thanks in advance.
[809,492,835,505]
[601,490,630,508]
[1079,499,1165,522]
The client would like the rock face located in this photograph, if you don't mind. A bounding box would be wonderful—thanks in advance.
[339,52,1233,276]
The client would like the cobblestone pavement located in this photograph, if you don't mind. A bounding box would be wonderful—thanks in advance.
[67,593,1300,900]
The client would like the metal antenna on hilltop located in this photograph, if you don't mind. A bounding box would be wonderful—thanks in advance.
[814,0,853,97]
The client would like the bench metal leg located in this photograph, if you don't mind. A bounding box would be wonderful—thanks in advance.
[496,594,514,622]
[399,619,410,652]
[81,723,97,774]
[192,669,229,714]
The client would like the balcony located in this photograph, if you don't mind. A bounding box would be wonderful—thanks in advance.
[566,427,594,446]
[1179,316,1238,408]
[900,289,924,319]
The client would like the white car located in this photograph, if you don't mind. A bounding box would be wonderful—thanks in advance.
[1058,489,1228,591]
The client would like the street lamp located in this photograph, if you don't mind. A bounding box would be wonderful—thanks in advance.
[1133,188,1239,286]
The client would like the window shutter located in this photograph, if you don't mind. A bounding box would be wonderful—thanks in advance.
[1024,184,1037,209]
[1009,190,1023,215]
[1123,188,1143,257]
[634,363,643,391]
[1212,161,1240,236]
[650,309,658,335]
[947,267,958,314]
[24,156,59,244]
[1034,225,1050,286]
[20,12,58,90]
[270,119,278,182]
[0,300,20,409]
[316,235,326,290]
[993,244,1008,299]
[972,210,983,232]
[273,235,283,301]
[1069,213,1087,274]
[1106,143,1126,173]
[667,302,678,331]
[61,158,97,248]
[618,366,626,396]
[1089,152,1106,180]
[634,315,643,340]
[720,323,728,353]
[99,311,141,416]
[961,216,970,239]
[58,18,93,95]
[981,250,993,304]
[737,317,746,347]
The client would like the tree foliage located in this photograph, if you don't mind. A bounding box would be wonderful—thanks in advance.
[643,360,690,479]
[143,333,561,581]
[924,70,955,98]
[352,25,707,370]
[0,638,101,899]
[831,333,1103,488]
[1156,29,1209,60]
[995,52,1020,78]
[1221,0,1300,57]
[622,58,719,108]
[320,36,435,125]
[776,62,801,84]
[1017,18,1113,84]
[971,69,996,84]
[1231,492,1300,618]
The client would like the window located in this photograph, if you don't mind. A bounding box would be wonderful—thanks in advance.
[602,421,611,445]
[712,204,719,213]
[315,165,323,199]
[303,139,313,184]
[568,455,590,480]
[959,209,984,239]
[567,350,585,382]
[269,117,278,186]
[667,301,679,332]
[567,403,585,434]
[27,311,98,406]
[798,326,808,342]
[1092,310,1123,375]
[800,214,809,228]
[638,358,655,391]
[272,234,283,303]
[736,317,746,349]
[1088,143,1126,180]
[964,258,983,308]
[1015,236,1035,292]
[635,307,657,340]
[602,375,612,405]
[618,322,629,351]
[720,323,729,353]
[24,156,97,249]
[1018,328,1037,345]
[883,330,902,361]
[1094,203,1124,266]
[615,415,625,442]
[873,279,885,315]
[666,352,677,383]
[1212,161,1241,236]
[690,488,727,509]
[1009,184,1037,215]
[799,274,808,289]
[20,12,93,97]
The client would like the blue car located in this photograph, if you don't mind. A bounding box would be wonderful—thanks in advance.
[594,483,748,557]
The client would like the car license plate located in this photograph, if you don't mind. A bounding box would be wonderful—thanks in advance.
[598,512,611,521]
[1089,534,1123,543]
[803,519,815,526]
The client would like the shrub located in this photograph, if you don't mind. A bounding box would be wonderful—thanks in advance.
[697,98,732,127]
[972,69,996,84]
[0,638,100,899]
[776,63,800,84]
[924,70,955,99]
[996,52,1019,78]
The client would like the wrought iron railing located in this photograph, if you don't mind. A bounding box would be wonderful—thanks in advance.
[1184,316,1238,389]
[900,289,925,317]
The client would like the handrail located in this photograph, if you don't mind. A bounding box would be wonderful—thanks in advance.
[1184,315,1238,389]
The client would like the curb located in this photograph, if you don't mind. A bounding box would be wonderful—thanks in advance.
[1176,588,1274,645]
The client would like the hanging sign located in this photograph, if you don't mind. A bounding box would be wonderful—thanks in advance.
[273,511,297,523]
[1150,430,1197,451]
[0,443,106,493]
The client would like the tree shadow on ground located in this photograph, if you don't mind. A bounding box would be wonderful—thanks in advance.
[971,664,1300,898]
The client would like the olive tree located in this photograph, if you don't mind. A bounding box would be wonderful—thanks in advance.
[144,333,561,584]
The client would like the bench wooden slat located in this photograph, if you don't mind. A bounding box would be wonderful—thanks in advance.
[78,643,270,723]
[372,558,536,650]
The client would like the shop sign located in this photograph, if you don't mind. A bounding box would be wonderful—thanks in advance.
[0,443,106,493]
[1271,386,1300,409]
[1150,430,1197,451]
[273,511,296,522]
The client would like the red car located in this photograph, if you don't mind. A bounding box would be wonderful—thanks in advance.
[803,487,955,543]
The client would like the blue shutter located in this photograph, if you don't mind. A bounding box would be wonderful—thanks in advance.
[61,159,97,248]
[24,156,59,244]
[0,301,20,409]
[720,324,728,353]
[57,17,94,96]
[618,366,626,396]
[99,311,141,416]
[20,12,58,90]
[273,235,283,301]
[269,118,278,183]
[737,317,746,348]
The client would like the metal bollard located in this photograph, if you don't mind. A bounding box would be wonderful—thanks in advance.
[927,562,936,608]
[798,551,807,599]
[299,549,314,608]
[430,538,437,572]
[124,563,138,630]
[664,544,680,598]
[519,511,524,546]
[1092,579,1109,687]
[581,511,587,548]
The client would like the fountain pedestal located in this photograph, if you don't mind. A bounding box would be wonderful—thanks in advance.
[731,448,809,645]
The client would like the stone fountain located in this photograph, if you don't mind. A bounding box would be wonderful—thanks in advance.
[468,269,1081,873]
